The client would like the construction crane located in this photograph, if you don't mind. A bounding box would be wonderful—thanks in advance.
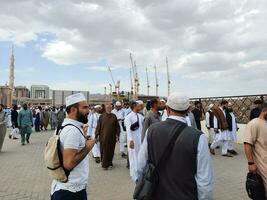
[154,65,159,96]
[129,53,139,100]
[166,56,171,96]
[134,61,140,99]
[104,86,107,102]
[109,83,112,101]
[130,68,133,95]
[107,66,120,100]
[146,67,150,96]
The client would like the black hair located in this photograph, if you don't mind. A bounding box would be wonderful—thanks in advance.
[13,104,18,110]
[0,104,4,108]
[221,100,228,106]
[150,98,159,109]
[66,103,79,114]
[254,99,263,105]
[146,100,151,111]
[194,101,201,106]
[130,101,137,110]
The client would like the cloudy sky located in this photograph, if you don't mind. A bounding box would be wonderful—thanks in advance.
[0,0,266,98]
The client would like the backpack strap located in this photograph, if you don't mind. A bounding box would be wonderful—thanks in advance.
[56,123,86,139]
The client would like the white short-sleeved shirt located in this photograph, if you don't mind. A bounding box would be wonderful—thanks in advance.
[51,118,89,195]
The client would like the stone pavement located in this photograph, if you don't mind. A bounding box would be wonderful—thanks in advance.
[0,129,249,200]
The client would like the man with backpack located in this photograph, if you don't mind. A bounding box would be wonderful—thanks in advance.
[50,93,95,200]
[135,93,214,200]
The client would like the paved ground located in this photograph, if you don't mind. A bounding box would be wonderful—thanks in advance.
[0,129,249,200]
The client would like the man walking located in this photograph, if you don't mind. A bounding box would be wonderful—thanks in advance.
[51,93,95,200]
[192,101,203,130]
[95,104,120,170]
[112,101,127,157]
[209,100,232,157]
[125,101,144,182]
[88,105,102,163]
[57,106,66,129]
[136,93,214,199]
[225,103,238,155]
[10,104,19,139]
[18,103,33,145]
[0,104,8,151]
[244,102,267,197]
[141,98,161,142]
[205,104,215,146]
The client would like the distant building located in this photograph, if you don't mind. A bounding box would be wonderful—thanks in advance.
[51,90,90,106]
[0,86,12,106]
[14,86,30,98]
[31,85,49,99]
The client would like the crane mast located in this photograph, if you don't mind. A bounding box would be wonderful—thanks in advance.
[129,53,138,100]
[108,66,120,100]
[154,65,159,96]
[146,67,150,96]
[166,56,171,96]
[130,68,133,96]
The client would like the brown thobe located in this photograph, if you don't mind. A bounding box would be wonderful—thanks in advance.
[95,112,120,168]
[41,111,50,129]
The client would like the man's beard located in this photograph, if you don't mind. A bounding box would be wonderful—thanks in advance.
[76,110,88,124]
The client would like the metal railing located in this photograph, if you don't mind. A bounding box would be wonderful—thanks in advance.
[190,94,267,124]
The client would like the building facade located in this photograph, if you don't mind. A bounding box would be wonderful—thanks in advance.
[31,85,50,99]
[51,90,90,106]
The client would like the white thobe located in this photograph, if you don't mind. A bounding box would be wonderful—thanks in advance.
[112,109,127,154]
[88,112,101,158]
[210,107,231,155]
[228,112,237,150]
[161,109,168,121]
[125,111,144,182]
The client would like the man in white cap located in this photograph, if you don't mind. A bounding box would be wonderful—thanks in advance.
[125,101,144,182]
[112,101,127,157]
[51,93,95,200]
[88,105,102,163]
[205,104,215,146]
[136,93,214,200]
[136,100,145,116]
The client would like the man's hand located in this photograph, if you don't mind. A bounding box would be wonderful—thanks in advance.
[85,139,96,151]
[83,124,89,135]
[129,140,134,149]
[248,164,257,174]
[214,128,219,133]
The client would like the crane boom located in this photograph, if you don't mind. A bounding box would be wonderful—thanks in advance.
[166,56,171,96]
[146,67,150,96]
[108,66,116,87]
[154,65,159,96]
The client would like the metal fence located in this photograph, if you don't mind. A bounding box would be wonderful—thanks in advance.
[190,94,267,124]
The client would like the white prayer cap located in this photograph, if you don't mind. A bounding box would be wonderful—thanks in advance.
[166,93,190,111]
[94,105,101,109]
[115,101,122,106]
[208,104,214,110]
[66,93,86,107]
[136,100,144,105]
[160,99,166,103]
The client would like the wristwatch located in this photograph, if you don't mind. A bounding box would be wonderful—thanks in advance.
[248,161,255,165]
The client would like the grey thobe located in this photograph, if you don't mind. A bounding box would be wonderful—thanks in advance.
[141,111,161,142]
[0,111,7,151]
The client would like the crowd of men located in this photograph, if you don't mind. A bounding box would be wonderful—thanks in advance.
[0,95,266,199]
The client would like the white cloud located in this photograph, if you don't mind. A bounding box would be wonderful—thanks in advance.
[0,0,267,96]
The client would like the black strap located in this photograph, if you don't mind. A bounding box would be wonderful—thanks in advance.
[155,122,187,170]
[56,123,86,139]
